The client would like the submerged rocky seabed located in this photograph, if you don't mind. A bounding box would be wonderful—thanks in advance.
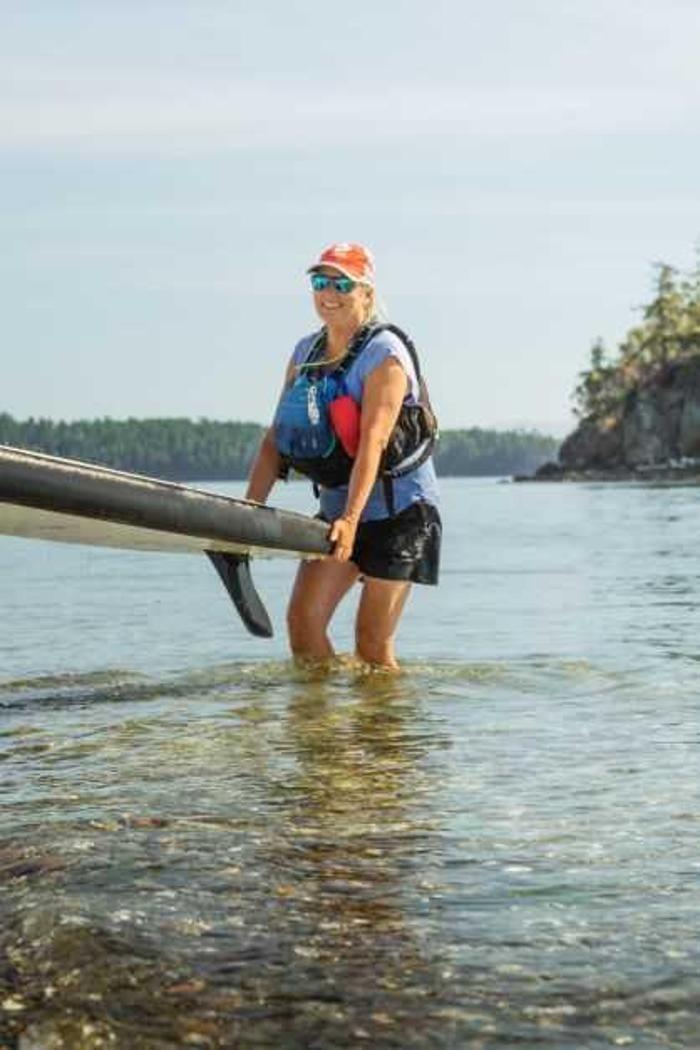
[2,657,700,1050]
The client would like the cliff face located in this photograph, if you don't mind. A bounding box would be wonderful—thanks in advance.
[557,355,700,475]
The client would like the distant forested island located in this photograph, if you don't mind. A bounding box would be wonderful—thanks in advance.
[0,414,556,480]
[534,252,700,480]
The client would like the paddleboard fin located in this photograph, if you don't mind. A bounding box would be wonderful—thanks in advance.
[206,552,273,638]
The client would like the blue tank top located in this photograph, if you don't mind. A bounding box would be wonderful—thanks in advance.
[289,327,440,522]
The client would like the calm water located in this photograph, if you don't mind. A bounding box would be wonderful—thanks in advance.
[1,477,699,1049]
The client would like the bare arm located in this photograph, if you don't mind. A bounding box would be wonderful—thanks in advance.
[245,427,281,504]
[244,360,297,504]
[329,356,408,558]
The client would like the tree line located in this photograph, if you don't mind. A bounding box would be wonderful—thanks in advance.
[573,254,700,421]
[0,413,556,479]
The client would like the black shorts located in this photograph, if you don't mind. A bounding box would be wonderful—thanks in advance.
[341,501,442,586]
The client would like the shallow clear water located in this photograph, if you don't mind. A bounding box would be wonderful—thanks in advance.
[1,478,699,1048]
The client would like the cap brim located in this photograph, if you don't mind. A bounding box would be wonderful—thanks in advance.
[306,263,372,284]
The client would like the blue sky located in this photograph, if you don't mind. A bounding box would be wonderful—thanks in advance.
[4,1,700,436]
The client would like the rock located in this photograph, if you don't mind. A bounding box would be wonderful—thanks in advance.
[120,815,170,829]
[166,979,206,996]
[679,365,700,456]
[558,355,700,477]
[0,848,67,883]
[2,995,26,1012]
[532,461,565,480]
[559,416,624,471]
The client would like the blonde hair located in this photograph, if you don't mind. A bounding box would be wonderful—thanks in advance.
[365,285,389,323]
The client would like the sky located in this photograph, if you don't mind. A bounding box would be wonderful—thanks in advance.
[3,1,700,437]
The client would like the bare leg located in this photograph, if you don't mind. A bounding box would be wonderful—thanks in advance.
[287,558,360,663]
[355,577,412,671]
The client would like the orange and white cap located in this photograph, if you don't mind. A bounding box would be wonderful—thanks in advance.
[307,242,375,285]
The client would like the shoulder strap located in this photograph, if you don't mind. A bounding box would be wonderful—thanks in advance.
[304,322,424,381]
[302,325,372,377]
[303,329,327,367]
[333,322,376,377]
[364,323,424,382]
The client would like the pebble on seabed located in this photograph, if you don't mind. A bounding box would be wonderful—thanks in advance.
[17,1019,117,1049]
[2,995,26,1012]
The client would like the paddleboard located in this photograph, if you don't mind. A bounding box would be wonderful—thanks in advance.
[0,444,332,637]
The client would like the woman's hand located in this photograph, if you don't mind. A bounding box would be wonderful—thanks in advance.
[329,514,358,561]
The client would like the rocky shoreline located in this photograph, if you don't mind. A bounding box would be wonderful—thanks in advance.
[518,354,700,483]
[515,460,700,483]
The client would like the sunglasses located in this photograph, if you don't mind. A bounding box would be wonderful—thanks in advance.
[310,273,357,294]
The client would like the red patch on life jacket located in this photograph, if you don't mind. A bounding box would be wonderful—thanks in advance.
[328,395,361,457]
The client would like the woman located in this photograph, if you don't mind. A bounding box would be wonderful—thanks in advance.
[245,242,441,671]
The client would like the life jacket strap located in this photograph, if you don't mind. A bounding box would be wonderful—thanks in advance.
[301,323,376,379]
[382,474,396,517]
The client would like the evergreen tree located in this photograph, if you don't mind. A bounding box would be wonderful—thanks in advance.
[572,247,700,422]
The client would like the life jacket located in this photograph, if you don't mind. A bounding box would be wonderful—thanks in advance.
[274,322,438,512]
